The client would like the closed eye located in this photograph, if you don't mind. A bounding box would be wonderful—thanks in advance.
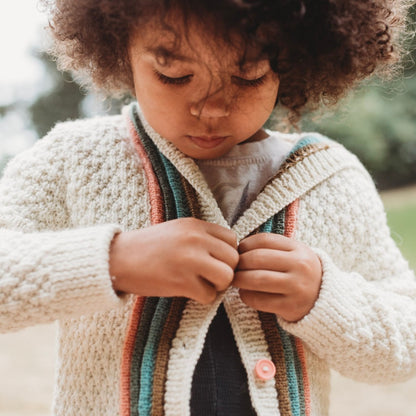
[232,75,267,87]
[154,70,193,85]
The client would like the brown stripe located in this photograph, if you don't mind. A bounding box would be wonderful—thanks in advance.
[181,175,201,219]
[275,143,329,179]
[259,311,293,416]
[120,297,146,416]
[151,297,188,416]
[253,142,329,199]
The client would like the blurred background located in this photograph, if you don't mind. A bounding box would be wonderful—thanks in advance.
[0,1,415,415]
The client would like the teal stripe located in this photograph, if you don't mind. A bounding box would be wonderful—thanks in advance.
[260,206,306,415]
[138,298,173,415]
[130,297,159,416]
[289,136,321,154]
[160,153,192,218]
[259,216,274,233]
[277,325,301,416]
[128,102,312,416]
[130,105,194,415]
[291,336,306,415]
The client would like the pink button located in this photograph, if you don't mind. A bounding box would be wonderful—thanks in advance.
[254,359,276,380]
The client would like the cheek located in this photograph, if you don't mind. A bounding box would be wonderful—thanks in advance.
[265,77,280,105]
[240,76,279,109]
[243,85,279,118]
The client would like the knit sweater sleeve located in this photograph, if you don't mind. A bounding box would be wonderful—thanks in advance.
[279,165,416,384]
[0,127,123,333]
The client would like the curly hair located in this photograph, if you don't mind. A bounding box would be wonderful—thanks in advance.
[40,0,413,119]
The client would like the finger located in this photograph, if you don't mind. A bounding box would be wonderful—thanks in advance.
[239,289,307,322]
[206,235,239,269]
[239,233,294,254]
[205,222,238,249]
[233,270,289,294]
[187,277,218,305]
[237,248,291,272]
[239,289,285,314]
[198,256,235,291]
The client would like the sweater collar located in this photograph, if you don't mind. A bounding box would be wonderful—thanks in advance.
[125,103,363,241]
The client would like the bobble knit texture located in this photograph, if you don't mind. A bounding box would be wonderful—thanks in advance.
[0,106,415,415]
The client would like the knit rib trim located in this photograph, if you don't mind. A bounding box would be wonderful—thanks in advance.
[120,103,342,415]
[256,201,310,416]
[120,109,198,416]
[232,143,364,240]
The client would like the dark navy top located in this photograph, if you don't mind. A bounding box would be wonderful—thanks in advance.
[191,304,257,415]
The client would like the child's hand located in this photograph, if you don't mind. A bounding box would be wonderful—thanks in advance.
[233,234,322,322]
[109,218,238,304]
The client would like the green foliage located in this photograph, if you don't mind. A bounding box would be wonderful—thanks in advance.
[302,74,416,190]
[0,105,9,117]
[28,52,86,138]
[300,4,416,190]
[1,10,415,189]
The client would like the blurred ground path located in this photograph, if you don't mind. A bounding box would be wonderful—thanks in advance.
[0,324,55,416]
[1,323,416,415]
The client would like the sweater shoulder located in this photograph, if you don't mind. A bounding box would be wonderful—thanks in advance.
[45,112,128,149]
[1,112,141,197]
[4,113,129,169]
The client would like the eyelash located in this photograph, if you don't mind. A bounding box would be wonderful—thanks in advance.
[232,75,267,87]
[154,70,192,85]
[154,70,267,88]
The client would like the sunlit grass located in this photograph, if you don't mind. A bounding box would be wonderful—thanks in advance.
[385,206,416,270]
[382,186,416,271]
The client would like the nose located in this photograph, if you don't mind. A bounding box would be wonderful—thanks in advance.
[190,82,231,119]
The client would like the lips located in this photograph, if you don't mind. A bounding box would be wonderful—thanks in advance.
[188,135,229,149]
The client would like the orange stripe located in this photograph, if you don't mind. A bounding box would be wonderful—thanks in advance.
[285,199,311,415]
[284,199,299,239]
[120,120,166,416]
[120,296,146,416]
[128,121,165,225]
[259,311,293,415]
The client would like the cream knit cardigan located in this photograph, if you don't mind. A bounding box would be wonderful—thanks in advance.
[0,109,415,416]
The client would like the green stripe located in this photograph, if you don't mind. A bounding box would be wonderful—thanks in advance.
[130,297,159,416]
[160,153,192,218]
[291,336,306,415]
[130,106,196,415]
[272,209,286,235]
[259,206,306,415]
[138,298,173,416]
[128,104,314,416]
[277,325,301,416]
[275,206,305,415]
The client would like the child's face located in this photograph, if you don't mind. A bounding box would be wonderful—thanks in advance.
[128,15,280,159]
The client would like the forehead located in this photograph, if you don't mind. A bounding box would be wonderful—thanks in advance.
[129,13,265,69]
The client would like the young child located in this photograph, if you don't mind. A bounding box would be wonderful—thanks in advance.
[1,0,415,415]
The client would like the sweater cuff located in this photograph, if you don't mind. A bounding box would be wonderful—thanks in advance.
[0,224,126,332]
[277,248,368,351]
[46,224,124,316]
